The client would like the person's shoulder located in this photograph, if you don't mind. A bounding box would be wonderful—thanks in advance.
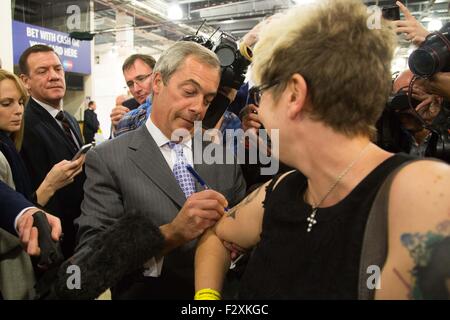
[389,159,450,227]
[392,158,449,187]
[98,130,136,150]
[109,125,150,146]
[391,159,449,196]
[23,98,40,119]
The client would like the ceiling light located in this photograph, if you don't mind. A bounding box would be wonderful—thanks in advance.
[222,19,236,24]
[131,0,161,16]
[168,3,183,20]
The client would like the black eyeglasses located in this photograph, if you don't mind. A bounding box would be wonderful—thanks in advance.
[251,79,281,106]
[126,73,152,89]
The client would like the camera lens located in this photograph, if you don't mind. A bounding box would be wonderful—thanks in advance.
[408,49,439,77]
[215,46,235,67]
[408,32,450,77]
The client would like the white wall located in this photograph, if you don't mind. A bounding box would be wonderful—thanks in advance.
[65,89,86,120]
[0,0,13,71]
[91,49,130,136]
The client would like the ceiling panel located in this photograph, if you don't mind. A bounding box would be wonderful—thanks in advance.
[92,0,449,53]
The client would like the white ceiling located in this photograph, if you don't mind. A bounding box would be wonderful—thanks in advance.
[92,0,450,54]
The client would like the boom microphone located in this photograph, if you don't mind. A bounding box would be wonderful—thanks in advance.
[36,210,164,300]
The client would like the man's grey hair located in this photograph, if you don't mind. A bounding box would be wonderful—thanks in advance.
[154,41,220,84]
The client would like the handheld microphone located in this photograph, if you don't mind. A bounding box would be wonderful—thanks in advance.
[36,210,165,300]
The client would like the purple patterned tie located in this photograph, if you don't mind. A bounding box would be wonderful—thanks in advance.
[168,142,196,198]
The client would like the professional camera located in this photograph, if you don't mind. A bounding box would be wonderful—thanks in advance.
[180,30,253,129]
[408,31,450,78]
[181,32,253,89]
[215,33,253,89]
[386,90,421,112]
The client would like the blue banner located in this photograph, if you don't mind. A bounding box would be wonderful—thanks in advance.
[12,20,91,75]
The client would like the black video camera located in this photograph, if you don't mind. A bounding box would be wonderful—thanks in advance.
[387,90,421,112]
[181,32,253,90]
[180,31,253,129]
[216,33,253,89]
[409,31,450,78]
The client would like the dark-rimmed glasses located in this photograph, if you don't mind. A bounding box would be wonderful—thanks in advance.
[251,79,281,106]
[126,73,152,89]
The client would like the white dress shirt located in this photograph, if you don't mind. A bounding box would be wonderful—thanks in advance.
[33,97,81,149]
[145,116,193,169]
[142,117,193,277]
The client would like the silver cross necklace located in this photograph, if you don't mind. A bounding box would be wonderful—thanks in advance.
[306,143,371,232]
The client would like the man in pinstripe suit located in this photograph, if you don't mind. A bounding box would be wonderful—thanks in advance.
[75,41,246,299]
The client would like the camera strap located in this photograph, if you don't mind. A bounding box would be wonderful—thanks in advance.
[430,31,450,52]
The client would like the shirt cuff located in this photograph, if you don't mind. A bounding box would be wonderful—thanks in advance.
[142,256,164,277]
[14,206,36,234]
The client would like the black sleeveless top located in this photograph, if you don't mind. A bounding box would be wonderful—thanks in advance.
[238,153,413,299]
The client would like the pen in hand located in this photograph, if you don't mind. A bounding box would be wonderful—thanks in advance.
[186,164,242,266]
[185,164,229,212]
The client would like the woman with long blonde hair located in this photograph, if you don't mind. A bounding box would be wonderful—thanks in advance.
[0,69,84,206]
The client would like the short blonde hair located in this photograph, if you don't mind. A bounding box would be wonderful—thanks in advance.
[253,0,397,137]
[0,69,28,150]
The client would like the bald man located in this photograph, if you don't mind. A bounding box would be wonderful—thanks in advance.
[386,70,448,160]
[393,70,441,133]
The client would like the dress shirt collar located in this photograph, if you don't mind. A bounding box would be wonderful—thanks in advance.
[145,116,192,150]
[32,97,63,119]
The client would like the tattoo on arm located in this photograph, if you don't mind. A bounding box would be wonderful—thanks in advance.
[397,220,450,299]
[226,185,264,220]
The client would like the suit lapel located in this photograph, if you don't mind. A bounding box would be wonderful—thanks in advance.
[29,99,78,154]
[128,126,186,208]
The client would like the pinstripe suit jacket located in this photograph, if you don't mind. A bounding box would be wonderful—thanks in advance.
[75,125,246,299]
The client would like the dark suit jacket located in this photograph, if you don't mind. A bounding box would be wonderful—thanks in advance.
[0,180,33,235]
[20,97,86,258]
[76,125,246,299]
[83,109,99,144]
[0,131,33,200]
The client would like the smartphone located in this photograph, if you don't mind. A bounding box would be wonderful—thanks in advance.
[72,143,94,161]
[382,5,400,21]
[122,97,140,110]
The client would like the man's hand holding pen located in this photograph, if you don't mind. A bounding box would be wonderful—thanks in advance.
[186,165,245,263]
[167,190,229,244]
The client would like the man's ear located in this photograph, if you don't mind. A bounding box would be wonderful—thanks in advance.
[286,73,308,120]
[152,72,163,95]
[19,74,31,91]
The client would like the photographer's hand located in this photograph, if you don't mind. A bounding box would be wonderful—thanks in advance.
[394,1,430,46]
[416,72,450,101]
[241,104,261,132]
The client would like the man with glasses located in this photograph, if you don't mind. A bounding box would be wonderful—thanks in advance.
[110,54,156,137]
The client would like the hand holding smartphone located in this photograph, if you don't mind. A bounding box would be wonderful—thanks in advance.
[382,5,400,21]
[72,143,94,161]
